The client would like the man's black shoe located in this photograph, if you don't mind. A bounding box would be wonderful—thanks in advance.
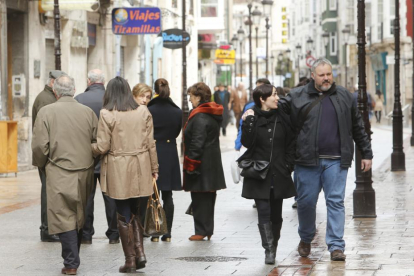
[109,238,120,244]
[330,250,346,261]
[298,241,311,257]
[41,232,60,242]
[81,239,92,244]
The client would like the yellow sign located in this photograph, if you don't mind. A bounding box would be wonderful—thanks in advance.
[214,59,235,65]
[215,49,235,59]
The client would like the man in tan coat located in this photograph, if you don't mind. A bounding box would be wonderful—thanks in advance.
[229,82,248,129]
[32,75,98,275]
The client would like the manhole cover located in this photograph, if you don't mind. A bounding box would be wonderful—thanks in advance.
[174,256,247,262]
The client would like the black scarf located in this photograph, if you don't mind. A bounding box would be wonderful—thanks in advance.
[253,105,278,119]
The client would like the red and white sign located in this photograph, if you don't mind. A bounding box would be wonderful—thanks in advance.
[306,56,316,68]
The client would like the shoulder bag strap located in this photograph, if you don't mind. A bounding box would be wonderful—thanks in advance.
[269,117,278,163]
[296,91,332,136]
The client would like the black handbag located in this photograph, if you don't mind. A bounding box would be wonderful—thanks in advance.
[238,117,278,180]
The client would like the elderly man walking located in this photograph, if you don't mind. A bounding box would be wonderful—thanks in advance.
[281,58,373,261]
[32,70,67,242]
[32,75,98,275]
[75,69,119,245]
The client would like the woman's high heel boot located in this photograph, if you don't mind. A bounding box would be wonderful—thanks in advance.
[132,215,147,269]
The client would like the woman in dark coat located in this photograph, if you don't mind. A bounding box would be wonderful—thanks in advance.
[147,78,182,242]
[239,84,296,265]
[184,82,227,241]
[213,84,230,136]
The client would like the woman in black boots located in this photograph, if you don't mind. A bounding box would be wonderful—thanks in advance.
[239,84,296,265]
[148,78,183,242]
[92,77,159,273]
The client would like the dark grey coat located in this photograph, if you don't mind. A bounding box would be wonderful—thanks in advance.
[213,90,230,128]
[75,83,105,174]
[281,80,373,168]
[183,108,226,192]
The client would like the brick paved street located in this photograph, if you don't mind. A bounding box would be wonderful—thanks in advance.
[0,125,413,276]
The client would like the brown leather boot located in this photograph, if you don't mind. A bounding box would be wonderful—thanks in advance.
[298,241,311,257]
[132,215,147,269]
[117,214,137,273]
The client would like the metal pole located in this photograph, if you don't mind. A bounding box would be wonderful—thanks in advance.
[391,0,406,170]
[240,41,243,83]
[353,0,376,218]
[411,0,414,146]
[255,27,259,82]
[265,17,269,79]
[54,0,61,70]
[248,3,253,97]
[345,42,348,89]
[181,0,189,156]
[0,0,8,119]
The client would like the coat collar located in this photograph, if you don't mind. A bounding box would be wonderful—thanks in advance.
[147,96,180,109]
[57,96,78,103]
[307,79,337,95]
[85,83,104,92]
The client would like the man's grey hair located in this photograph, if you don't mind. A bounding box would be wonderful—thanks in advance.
[53,75,75,97]
[88,69,105,84]
[47,78,54,87]
[311,58,333,73]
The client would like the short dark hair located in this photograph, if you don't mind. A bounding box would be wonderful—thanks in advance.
[103,77,139,111]
[154,78,170,99]
[256,78,271,85]
[253,84,273,108]
[187,82,211,102]
[275,86,286,97]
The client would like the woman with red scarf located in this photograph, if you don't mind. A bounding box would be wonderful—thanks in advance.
[183,82,227,241]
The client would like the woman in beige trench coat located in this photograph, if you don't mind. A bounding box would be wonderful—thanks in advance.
[92,77,159,273]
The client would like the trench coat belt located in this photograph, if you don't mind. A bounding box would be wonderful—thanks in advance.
[48,158,95,172]
[108,148,148,157]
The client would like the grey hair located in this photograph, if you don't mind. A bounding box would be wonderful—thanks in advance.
[53,75,75,97]
[311,58,332,73]
[88,69,105,84]
[47,78,54,87]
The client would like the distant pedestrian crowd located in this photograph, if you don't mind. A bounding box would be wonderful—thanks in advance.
[31,57,373,275]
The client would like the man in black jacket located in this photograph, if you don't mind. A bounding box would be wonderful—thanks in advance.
[75,69,119,244]
[281,58,373,261]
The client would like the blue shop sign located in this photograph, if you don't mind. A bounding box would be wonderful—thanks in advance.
[158,28,191,49]
[112,7,161,35]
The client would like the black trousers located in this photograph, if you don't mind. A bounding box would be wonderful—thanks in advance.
[375,111,382,123]
[59,229,83,269]
[137,196,148,227]
[39,168,48,234]
[115,198,139,223]
[191,192,217,236]
[82,174,118,241]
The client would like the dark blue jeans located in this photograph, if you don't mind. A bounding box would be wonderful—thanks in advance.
[295,159,348,252]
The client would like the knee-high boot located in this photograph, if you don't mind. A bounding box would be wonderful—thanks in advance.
[162,200,174,240]
[132,215,147,269]
[272,221,283,250]
[117,214,136,273]
[258,222,276,265]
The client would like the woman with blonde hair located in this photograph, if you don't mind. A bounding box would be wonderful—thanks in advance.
[132,83,152,105]
[92,77,158,273]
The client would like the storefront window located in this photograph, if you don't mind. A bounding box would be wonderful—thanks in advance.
[201,0,218,17]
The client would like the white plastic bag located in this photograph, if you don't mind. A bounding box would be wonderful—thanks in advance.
[231,151,241,184]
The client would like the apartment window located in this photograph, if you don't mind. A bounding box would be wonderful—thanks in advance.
[390,19,395,35]
[365,2,371,28]
[200,0,218,17]
[321,0,326,12]
[172,0,177,8]
[329,0,336,11]
[330,32,337,55]
[390,0,395,16]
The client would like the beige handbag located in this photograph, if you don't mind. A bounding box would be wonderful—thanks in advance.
[144,179,168,236]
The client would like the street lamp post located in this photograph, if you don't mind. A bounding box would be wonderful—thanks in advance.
[285,49,291,87]
[232,34,238,87]
[353,0,376,218]
[391,0,406,171]
[54,0,62,70]
[277,53,283,86]
[342,27,351,89]
[181,0,189,156]
[412,0,414,146]
[271,54,275,84]
[261,0,273,79]
[237,27,245,84]
[252,6,262,82]
[306,37,314,76]
[295,43,302,80]
[247,3,253,95]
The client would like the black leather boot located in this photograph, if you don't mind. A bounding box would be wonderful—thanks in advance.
[258,222,276,265]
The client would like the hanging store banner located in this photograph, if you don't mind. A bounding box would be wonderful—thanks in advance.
[40,0,100,12]
[158,29,191,49]
[214,49,235,64]
[112,7,161,35]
